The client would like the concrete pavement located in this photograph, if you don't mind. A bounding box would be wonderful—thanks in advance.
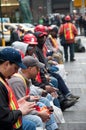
[59,36,86,130]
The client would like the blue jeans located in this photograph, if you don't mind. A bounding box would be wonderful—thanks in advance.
[22,117,36,130]
[49,71,71,96]
[23,114,43,127]
[38,97,58,130]
[23,100,58,130]
[49,76,61,107]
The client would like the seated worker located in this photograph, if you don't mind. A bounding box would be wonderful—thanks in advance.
[0,48,37,130]
[8,56,59,130]
[33,31,79,111]
[12,34,79,111]
[34,24,63,64]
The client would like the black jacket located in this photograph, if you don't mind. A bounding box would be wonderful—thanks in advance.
[0,73,22,130]
[31,46,50,89]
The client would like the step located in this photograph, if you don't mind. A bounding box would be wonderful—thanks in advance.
[58,123,86,130]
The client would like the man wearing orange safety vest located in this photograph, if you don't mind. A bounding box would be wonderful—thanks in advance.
[58,15,78,62]
[0,48,36,130]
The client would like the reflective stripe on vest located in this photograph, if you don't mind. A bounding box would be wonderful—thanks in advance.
[49,35,58,49]
[64,23,74,40]
[0,77,22,129]
[13,73,30,95]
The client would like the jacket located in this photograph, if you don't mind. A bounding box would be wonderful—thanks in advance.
[0,73,22,130]
[12,41,29,55]
[8,72,39,115]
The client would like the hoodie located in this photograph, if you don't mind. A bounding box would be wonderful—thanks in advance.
[11,41,29,55]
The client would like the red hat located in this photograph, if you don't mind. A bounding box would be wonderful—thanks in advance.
[34,25,47,34]
[65,15,71,21]
[23,34,38,45]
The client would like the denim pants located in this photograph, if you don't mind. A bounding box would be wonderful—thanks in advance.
[37,98,58,130]
[22,117,36,130]
[23,114,43,127]
[63,43,75,61]
[23,100,58,130]
[47,77,60,108]
[49,71,70,96]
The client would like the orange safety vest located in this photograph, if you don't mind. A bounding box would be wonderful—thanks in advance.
[64,23,74,41]
[0,77,22,129]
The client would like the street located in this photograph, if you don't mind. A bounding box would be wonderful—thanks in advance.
[59,36,86,130]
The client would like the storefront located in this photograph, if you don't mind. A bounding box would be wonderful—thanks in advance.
[52,0,71,14]
[1,0,19,22]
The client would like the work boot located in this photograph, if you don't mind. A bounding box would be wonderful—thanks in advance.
[68,94,80,100]
[60,98,77,111]
[70,59,76,62]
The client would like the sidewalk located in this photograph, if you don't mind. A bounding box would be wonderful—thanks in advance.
[59,37,86,130]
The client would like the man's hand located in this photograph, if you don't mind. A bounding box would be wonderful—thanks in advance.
[51,91,58,98]
[42,90,48,97]
[30,96,40,102]
[38,110,50,122]
[17,95,30,103]
[45,85,58,93]
[18,95,36,115]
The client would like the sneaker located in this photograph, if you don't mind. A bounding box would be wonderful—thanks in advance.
[60,98,77,111]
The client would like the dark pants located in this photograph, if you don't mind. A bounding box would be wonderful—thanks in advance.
[49,71,70,96]
[63,43,75,61]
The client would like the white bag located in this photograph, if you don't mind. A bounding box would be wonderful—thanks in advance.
[36,127,44,130]
[50,101,65,123]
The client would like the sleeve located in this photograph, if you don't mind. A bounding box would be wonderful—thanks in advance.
[8,78,26,100]
[72,24,78,36]
[31,79,46,90]
[0,82,22,125]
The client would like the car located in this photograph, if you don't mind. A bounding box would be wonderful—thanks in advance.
[0,22,35,46]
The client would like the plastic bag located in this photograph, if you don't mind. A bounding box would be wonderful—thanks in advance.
[50,101,65,123]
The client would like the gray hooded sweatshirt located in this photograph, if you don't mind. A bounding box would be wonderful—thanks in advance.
[12,41,29,55]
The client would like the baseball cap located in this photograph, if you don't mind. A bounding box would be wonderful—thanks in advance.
[22,56,45,69]
[34,31,47,38]
[0,48,27,69]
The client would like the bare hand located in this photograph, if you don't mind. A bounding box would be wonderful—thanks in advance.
[17,95,30,103]
[18,95,36,116]
[42,90,48,97]
[18,101,36,116]
[45,85,58,93]
[51,91,58,98]
[38,110,50,122]
[30,96,40,102]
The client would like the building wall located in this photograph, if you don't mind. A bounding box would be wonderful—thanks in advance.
[31,0,71,23]
[31,0,47,24]
[1,0,71,23]
[52,0,71,14]
[1,0,19,21]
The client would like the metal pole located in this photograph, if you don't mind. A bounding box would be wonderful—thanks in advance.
[70,0,73,14]
[0,0,5,46]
